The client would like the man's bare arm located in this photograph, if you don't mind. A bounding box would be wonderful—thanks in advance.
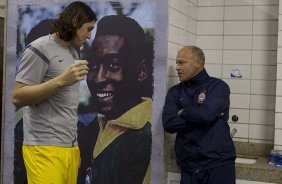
[12,61,88,108]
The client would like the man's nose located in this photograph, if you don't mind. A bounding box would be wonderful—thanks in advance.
[176,64,180,70]
[95,65,107,83]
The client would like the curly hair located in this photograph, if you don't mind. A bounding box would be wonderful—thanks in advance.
[51,1,96,41]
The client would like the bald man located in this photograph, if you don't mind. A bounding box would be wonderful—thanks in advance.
[162,46,236,184]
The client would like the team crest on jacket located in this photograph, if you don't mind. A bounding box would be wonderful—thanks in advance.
[197,90,207,104]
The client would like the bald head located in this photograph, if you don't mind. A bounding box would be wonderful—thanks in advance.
[180,46,205,65]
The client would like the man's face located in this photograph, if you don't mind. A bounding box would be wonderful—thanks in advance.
[176,48,200,82]
[72,21,95,47]
[87,35,127,116]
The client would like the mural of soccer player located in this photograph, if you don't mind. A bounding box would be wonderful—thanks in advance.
[78,14,154,184]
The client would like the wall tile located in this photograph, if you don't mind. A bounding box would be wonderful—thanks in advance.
[197,7,224,20]
[233,138,249,142]
[253,36,278,50]
[167,59,177,77]
[249,139,274,144]
[177,29,189,45]
[188,1,197,19]
[253,0,279,5]
[276,80,282,96]
[169,9,188,30]
[169,0,180,10]
[197,36,223,49]
[229,108,250,124]
[225,0,253,6]
[223,50,252,65]
[230,94,250,108]
[178,12,189,30]
[197,21,223,35]
[224,36,252,50]
[252,50,277,65]
[274,145,282,151]
[253,5,279,20]
[251,65,277,80]
[250,95,276,110]
[278,31,282,47]
[202,49,222,64]
[251,80,276,95]
[275,96,282,112]
[170,0,189,15]
[168,25,178,43]
[168,42,181,60]
[169,8,177,27]
[225,79,250,94]
[280,1,282,15]
[229,123,249,139]
[187,33,196,45]
[250,110,275,125]
[198,0,224,6]
[275,113,282,129]
[277,64,282,79]
[224,21,252,35]
[253,21,278,35]
[249,124,274,141]
[187,17,197,33]
[279,15,282,31]
[167,76,179,89]
[189,0,197,5]
[224,6,253,20]
[274,129,282,145]
[204,64,222,78]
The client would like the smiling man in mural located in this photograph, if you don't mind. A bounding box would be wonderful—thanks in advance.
[78,14,154,184]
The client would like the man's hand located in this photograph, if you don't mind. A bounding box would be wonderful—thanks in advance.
[58,60,89,87]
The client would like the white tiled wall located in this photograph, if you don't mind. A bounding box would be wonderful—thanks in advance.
[167,0,197,88]
[168,0,280,145]
[198,1,278,144]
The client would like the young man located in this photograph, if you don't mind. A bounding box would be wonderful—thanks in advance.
[12,2,97,183]
[78,15,154,184]
[162,46,236,184]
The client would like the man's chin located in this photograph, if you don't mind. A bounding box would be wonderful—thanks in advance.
[98,106,124,120]
[98,106,112,115]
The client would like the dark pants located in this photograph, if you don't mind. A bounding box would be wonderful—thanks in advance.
[180,163,235,184]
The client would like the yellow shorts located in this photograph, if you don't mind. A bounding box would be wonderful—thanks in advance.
[22,145,80,184]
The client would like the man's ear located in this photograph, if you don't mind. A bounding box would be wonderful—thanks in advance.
[194,60,202,68]
[137,60,148,82]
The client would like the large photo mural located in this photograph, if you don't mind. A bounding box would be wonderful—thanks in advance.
[3,0,167,183]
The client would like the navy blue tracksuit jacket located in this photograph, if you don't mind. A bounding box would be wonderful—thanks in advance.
[162,69,236,173]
